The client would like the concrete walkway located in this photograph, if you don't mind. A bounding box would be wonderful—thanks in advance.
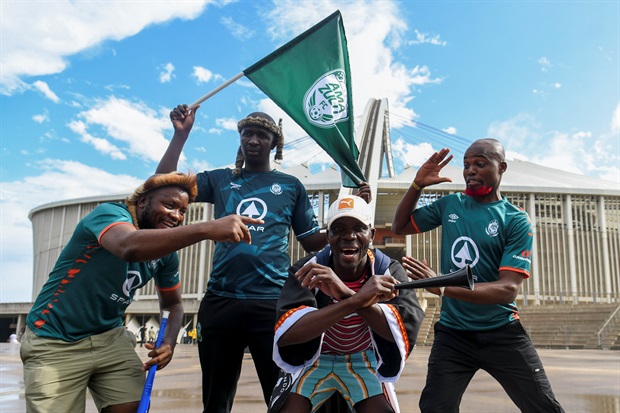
[1,343,618,412]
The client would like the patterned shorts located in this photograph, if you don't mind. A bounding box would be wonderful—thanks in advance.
[291,349,384,412]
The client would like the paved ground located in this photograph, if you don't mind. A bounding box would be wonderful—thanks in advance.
[1,343,619,412]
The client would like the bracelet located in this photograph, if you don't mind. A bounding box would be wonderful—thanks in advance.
[411,181,423,191]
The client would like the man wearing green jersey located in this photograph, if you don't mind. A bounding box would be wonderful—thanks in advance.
[22,172,261,413]
[392,139,564,413]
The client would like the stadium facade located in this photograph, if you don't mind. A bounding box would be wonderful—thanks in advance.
[2,98,619,341]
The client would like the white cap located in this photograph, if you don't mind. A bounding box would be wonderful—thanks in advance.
[326,195,373,230]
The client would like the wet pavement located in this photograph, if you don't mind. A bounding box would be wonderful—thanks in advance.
[1,343,618,412]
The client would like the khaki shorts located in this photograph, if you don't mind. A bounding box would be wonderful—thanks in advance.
[20,326,145,412]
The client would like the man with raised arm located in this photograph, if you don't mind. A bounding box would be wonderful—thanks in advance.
[392,139,564,413]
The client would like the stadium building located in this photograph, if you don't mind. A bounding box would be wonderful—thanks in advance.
[2,99,619,347]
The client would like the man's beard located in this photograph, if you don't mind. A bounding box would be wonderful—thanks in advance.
[465,186,493,197]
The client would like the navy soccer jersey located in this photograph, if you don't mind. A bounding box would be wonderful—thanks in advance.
[411,193,533,331]
[196,168,320,300]
[26,202,180,342]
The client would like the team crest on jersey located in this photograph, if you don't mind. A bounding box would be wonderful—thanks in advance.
[450,236,480,269]
[485,220,500,237]
[271,183,282,195]
[304,69,349,128]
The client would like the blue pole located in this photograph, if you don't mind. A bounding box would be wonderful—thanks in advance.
[137,310,170,413]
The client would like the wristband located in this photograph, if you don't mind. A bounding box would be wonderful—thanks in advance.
[438,286,445,297]
[411,181,423,191]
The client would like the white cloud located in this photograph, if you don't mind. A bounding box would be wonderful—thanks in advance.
[67,119,127,160]
[191,159,216,172]
[221,16,255,40]
[1,1,210,94]
[409,29,447,46]
[215,117,239,131]
[486,109,620,183]
[393,139,437,167]
[538,56,552,72]
[67,97,183,164]
[33,110,49,123]
[0,160,143,302]
[32,81,60,103]
[192,66,225,84]
[159,62,176,83]
[443,126,457,135]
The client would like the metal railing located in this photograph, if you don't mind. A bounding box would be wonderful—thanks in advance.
[597,304,620,348]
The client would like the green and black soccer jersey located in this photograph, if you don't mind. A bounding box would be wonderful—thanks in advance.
[26,202,180,342]
[196,168,320,300]
[411,193,533,331]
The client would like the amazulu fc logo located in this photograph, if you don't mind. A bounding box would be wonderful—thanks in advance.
[237,197,268,220]
[451,236,480,269]
[304,69,349,128]
[485,219,500,237]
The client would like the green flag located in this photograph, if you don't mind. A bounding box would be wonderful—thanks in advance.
[244,10,365,187]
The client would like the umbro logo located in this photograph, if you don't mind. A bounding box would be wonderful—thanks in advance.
[230,182,241,190]
[448,213,459,223]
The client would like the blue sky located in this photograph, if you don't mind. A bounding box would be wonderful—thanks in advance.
[1,0,618,302]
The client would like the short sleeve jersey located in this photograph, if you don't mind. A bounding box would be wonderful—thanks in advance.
[26,202,180,342]
[196,168,320,300]
[411,193,533,331]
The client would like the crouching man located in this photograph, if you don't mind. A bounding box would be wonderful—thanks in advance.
[269,195,424,413]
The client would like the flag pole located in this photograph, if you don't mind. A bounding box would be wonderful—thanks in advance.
[189,72,244,109]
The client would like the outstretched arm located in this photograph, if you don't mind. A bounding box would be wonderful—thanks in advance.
[392,148,453,235]
[402,256,524,304]
[157,104,198,174]
[100,215,261,262]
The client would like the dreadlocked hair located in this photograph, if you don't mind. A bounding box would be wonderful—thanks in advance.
[233,112,284,175]
[274,118,284,163]
[124,172,197,228]
[232,146,244,176]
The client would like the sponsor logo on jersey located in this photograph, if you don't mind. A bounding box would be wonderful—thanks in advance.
[450,236,480,269]
[512,249,532,263]
[122,270,143,297]
[237,197,268,220]
[237,197,267,231]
